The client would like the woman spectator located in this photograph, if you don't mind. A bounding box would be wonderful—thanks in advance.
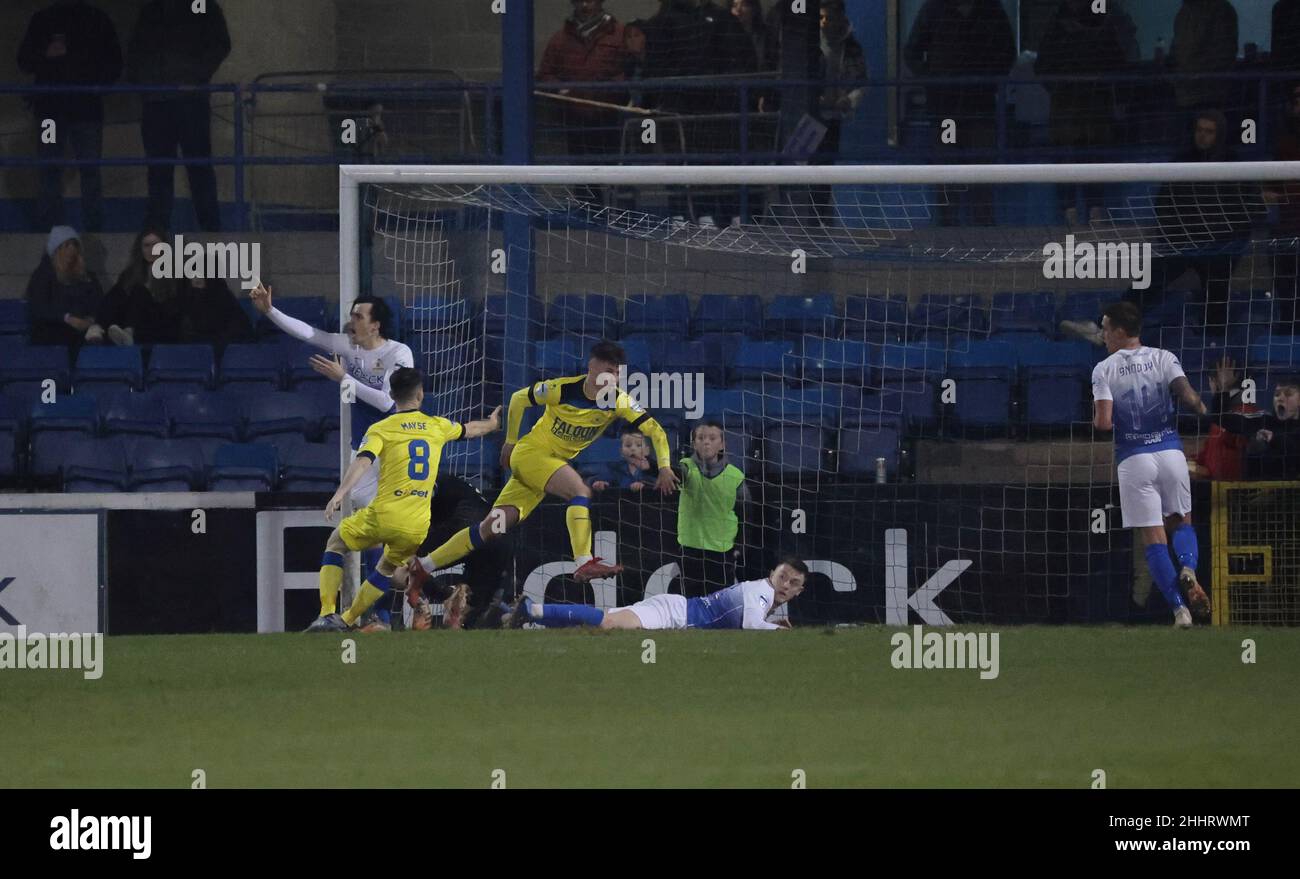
[25,225,105,348]
[98,225,184,345]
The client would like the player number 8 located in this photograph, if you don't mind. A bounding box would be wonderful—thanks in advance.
[408,440,430,479]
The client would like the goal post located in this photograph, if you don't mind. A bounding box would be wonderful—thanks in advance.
[337,162,1300,626]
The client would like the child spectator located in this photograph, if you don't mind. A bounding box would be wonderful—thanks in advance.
[1217,370,1300,479]
[676,420,749,597]
[25,225,104,347]
[588,429,657,492]
[1192,356,1261,480]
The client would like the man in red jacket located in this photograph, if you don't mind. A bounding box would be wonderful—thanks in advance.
[538,0,644,157]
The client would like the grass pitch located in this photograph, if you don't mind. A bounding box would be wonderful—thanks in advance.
[2,625,1297,788]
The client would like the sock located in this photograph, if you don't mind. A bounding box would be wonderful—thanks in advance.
[318,551,344,616]
[1172,524,1199,573]
[426,527,478,571]
[342,571,392,626]
[540,603,605,627]
[1144,543,1184,609]
[566,497,592,561]
[360,546,383,582]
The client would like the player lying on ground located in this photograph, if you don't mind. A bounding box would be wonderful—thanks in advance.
[407,341,679,586]
[307,367,500,632]
[1091,302,1210,628]
[504,557,808,631]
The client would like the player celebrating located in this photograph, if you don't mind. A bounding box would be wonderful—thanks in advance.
[504,557,808,631]
[307,367,500,632]
[250,281,412,506]
[1091,302,1210,628]
[408,341,679,585]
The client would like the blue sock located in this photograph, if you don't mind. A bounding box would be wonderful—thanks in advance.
[360,547,383,582]
[540,604,605,628]
[1144,543,1184,609]
[1172,524,1198,572]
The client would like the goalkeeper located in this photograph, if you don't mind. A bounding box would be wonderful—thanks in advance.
[407,341,678,584]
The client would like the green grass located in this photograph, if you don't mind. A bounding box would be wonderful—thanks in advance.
[2,626,1297,788]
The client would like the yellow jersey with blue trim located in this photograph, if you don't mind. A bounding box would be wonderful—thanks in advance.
[518,376,651,459]
[356,409,464,527]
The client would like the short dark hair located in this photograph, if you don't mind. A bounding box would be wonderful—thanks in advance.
[352,296,394,339]
[776,555,809,576]
[1276,375,1300,392]
[590,341,626,366]
[388,366,423,402]
[691,419,725,440]
[1102,301,1142,338]
[822,0,846,15]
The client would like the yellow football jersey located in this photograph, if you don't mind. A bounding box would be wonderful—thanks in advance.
[356,409,464,529]
[512,375,667,461]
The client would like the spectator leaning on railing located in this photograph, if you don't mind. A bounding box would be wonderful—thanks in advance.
[1214,365,1300,480]
[16,0,122,234]
[26,225,105,349]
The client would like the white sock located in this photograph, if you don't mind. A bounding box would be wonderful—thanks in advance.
[419,556,434,574]
[574,555,592,567]
[529,602,543,618]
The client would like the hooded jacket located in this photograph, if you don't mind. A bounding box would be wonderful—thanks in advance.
[16,0,123,122]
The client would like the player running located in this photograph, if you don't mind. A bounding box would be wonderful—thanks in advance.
[250,281,412,506]
[1090,302,1210,628]
[306,367,500,632]
[503,557,808,631]
[407,341,679,586]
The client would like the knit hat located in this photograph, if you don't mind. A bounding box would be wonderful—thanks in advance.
[46,225,80,257]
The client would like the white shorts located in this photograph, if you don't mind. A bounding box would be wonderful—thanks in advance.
[1117,449,1192,528]
[615,593,688,630]
[349,450,379,508]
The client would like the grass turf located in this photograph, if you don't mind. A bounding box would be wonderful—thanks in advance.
[1,625,1297,788]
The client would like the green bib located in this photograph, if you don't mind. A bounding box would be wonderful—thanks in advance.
[677,457,744,551]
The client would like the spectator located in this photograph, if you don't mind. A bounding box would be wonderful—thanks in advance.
[538,0,644,157]
[903,0,1016,224]
[1274,0,1300,75]
[127,0,230,232]
[676,420,749,598]
[16,1,122,234]
[588,430,657,492]
[810,0,867,225]
[26,225,105,348]
[1168,0,1238,115]
[179,275,252,350]
[1191,356,1262,480]
[636,0,756,113]
[1035,0,1127,224]
[1217,373,1300,479]
[732,0,772,72]
[98,226,184,345]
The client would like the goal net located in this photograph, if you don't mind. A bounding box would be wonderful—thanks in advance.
[342,163,1300,627]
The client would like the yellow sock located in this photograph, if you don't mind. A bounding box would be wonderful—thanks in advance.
[319,553,345,616]
[566,501,592,560]
[341,581,386,626]
[428,527,476,570]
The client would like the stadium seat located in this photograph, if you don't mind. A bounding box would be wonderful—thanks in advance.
[532,337,599,374]
[208,442,279,491]
[548,294,620,339]
[128,437,206,491]
[410,295,473,334]
[219,343,284,388]
[442,435,501,492]
[1056,291,1110,329]
[762,424,827,474]
[801,338,872,384]
[0,345,70,393]
[765,294,839,338]
[990,291,1056,335]
[911,297,989,341]
[259,296,325,337]
[102,390,169,437]
[165,390,243,440]
[618,338,653,377]
[0,430,15,484]
[1025,373,1087,428]
[29,431,98,482]
[731,339,798,383]
[761,383,862,425]
[483,295,508,336]
[0,299,26,344]
[146,344,216,390]
[63,436,130,492]
[844,294,908,343]
[573,437,624,479]
[272,338,327,387]
[300,384,342,434]
[29,393,98,436]
[874,342,947,381]
[838,419,903,479]
[72,344,143,393]
[245,391,325,441]
[1016,340,1098,371]
[277,438,338,492]
[623,294,692,335]
[693,294,763,337]
[947,341,1016,432]
[1249,335,1300,369]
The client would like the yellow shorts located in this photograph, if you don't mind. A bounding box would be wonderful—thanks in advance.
[492,443,571,522]
[339,506,426,567]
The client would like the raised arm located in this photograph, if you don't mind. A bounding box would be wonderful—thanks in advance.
[250,282,350,354]
[1170,376,1208,416]
[462,406,501,439]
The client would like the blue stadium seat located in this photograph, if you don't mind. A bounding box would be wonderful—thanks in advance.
[29,394,98,436]
[765,294,839,338]
[0,345,70,393]
[762,424,826,474]
[948,339,1017,368]
[623,294,692,335]
[272,338,327,387]
[165,390,242,440]
[844,294,908,343]
[278,437,339,492]
[761,383,862,425]
[548,294,620,339]
[573,437,624,478]
[1056,291,1111,328]
[209,442,279,491]
[693,294,762,337]
[146,344,215,390]
[951,370,1013,431]
[102,389,169,437]
[219,343,284,388]
[532,337,601,375]
[801,338,872,384]
[483,295,508,337]
[63,436,130,492]
[260,296,325,336]
[991,291,1056,335]
[618,338,652,377]
[410,295,473,334]
[1016,340,1098,371]
[29,431,98,481]
[245,391,325,440]
[731,339,797,383]
[73,344,143,393]
[302,384,342,435]
[1249,335,1300,368]
[839,419,902,479]
[0,392,29,438]
[442,435,501,491]
[128,437,205,491]
[874,342,947,380]
[0,299,26,344]
[911,296,988,341]
[1025,374,1087,428]
[0,430,15,483]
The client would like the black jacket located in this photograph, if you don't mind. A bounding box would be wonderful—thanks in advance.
[16,1,123,122]
[26,254,104,345]
[127,0,230,94]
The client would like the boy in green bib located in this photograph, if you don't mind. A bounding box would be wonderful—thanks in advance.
[677,420,749,597]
